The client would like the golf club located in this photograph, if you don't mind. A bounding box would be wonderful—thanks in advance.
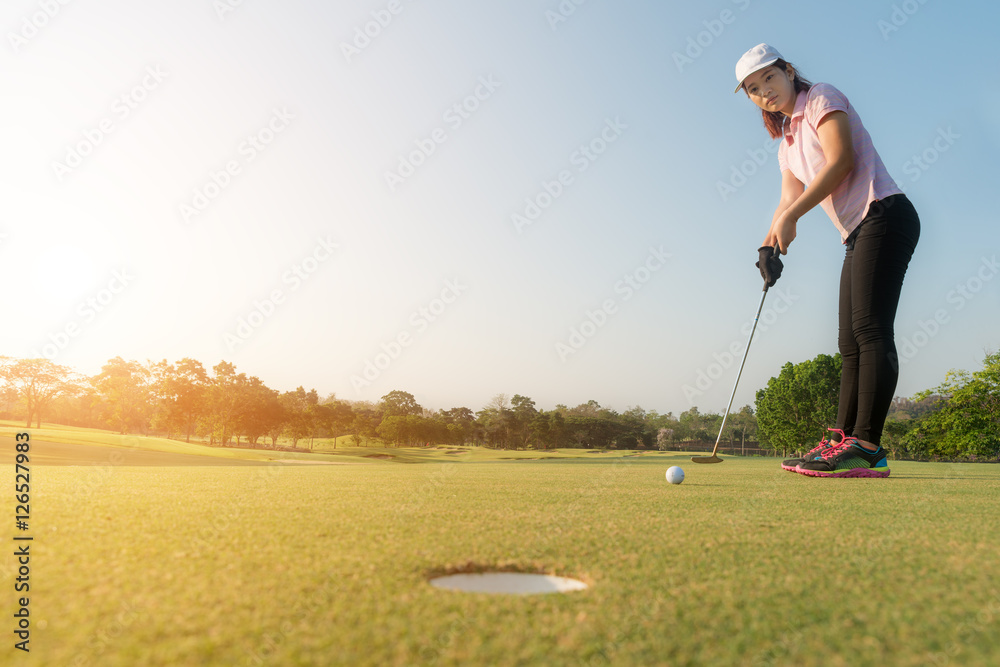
[691,245,779,464]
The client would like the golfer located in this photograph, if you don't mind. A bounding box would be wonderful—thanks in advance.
[735,44,920,477]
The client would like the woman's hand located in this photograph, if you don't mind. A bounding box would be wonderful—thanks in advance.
[764,210,799,254]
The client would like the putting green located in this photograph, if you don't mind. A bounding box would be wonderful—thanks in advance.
[1,450,997,665]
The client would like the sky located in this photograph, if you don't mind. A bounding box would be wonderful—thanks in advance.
[2,0,998,417]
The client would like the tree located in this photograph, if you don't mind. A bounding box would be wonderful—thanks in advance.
[92,357,153,435]
[265,400,290,448]
[0,383,19,419]
[320,398,355,449]
[730,405,758,454]
[376,415,408,445]
[620,406,653,449]
[564,415,620,449]
[656,428,674,450]
[44,381,103,427]
[201,361,246,446]
[280,387,318,448]
[238,377,282,447]
[530,412,551,450]
[153,358,208,442]
[350,402,380,447]
[376,391,425,447]
[510,394,538,449]
[567,400,602,417]
[677,407,703,442]
[700,412,724,444]
[905,351,1000,459]
[439,407,475,445]
[880,394,946,460]
[0,357,77,428]
[379,390,422,418]
[478,394,512,448]
[756,353,841,456]
[549,411,568,449]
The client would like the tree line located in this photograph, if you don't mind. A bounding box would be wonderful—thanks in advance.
[2,349,996,460]
[0,355,757,451]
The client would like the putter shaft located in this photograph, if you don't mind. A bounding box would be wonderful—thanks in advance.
[705,284,770,459]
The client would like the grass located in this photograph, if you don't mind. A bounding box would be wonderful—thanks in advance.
[1,426,999,665]
[0,421,649,466]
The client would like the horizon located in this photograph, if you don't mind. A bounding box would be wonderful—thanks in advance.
[0,348,959,419]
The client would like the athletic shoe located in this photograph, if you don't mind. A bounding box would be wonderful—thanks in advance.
[780,428,847,472]
[795,438,891,478]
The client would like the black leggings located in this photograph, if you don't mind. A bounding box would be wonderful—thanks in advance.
[836,194,920,446]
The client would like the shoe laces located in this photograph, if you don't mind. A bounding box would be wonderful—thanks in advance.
[803,428,843,457]
[817,429,852,460]
[807,440,829,454]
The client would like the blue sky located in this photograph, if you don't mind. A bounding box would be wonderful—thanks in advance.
[2,0,997,416]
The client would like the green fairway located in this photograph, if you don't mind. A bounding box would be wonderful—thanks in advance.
[0,422,367,465]
[0,422,640,467]
[3,445,999,666]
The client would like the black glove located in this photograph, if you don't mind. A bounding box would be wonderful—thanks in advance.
[756,246,783,288]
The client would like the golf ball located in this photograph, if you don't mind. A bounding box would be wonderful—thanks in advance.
[665,466,685,484]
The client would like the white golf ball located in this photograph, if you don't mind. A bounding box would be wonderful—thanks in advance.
[665,466,685,484]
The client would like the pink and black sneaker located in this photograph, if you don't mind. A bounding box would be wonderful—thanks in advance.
[795,437,891,478]
[780,428,847,472]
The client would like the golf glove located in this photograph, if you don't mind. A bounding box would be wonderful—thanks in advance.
[756,246,783,288]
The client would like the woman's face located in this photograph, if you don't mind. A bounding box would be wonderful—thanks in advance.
[743,65,797,116]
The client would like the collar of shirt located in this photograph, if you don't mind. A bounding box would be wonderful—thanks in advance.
[781,90,809,145]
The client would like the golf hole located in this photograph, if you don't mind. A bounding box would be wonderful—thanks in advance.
[429,572,588,595]
[427,563,588,595]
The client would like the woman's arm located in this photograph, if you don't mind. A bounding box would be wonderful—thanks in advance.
[766,111,856,253]
[764,169,805,247]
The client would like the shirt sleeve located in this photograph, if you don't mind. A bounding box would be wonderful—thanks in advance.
[778,141,789,172]
[805,83,850,129]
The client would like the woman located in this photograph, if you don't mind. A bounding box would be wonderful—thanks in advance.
[735,44,920,478]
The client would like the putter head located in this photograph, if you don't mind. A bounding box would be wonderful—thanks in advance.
[690,455,723,464]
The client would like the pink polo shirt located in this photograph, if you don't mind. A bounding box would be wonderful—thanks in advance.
[777,83,902,243]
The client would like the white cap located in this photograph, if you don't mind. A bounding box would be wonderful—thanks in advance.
[734,43,783,93]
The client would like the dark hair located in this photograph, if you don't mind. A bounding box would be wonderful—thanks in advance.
[742,59,813,139]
